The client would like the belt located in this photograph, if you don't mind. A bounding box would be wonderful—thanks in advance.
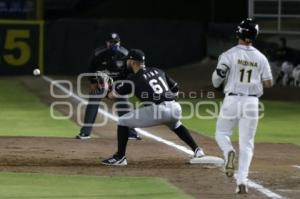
[228,93,257,97]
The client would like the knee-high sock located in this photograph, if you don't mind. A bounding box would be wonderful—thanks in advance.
[117,125,130,157]
[173,125,198,151]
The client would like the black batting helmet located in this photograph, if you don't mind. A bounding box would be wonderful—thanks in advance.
[236,18,259,42]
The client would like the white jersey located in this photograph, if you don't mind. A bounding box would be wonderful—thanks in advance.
[216,44,273,97]
[281,61,293,75]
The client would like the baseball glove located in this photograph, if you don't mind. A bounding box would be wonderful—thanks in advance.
[95,70,114,91]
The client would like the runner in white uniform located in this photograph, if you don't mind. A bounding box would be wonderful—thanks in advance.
[212,18,273,194]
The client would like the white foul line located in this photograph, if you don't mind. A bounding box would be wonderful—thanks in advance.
[292,165,300,170]
[42,76,284,199]
[248,181,284,199]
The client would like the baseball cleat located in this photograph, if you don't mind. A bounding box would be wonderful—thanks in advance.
[75,133,91,140]
[128,130,142,140]
[101,155,127,166]
[236,184,248,194]
[194,147,205,158]
[225,150,235,177]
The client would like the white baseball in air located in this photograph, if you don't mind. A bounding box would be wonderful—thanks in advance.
[33,68,41,76]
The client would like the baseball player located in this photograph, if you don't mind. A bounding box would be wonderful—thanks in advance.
[281,61,294,86]
[292,64,300,87]
[101,49,205,165]
[212,18,273,194]
[75,33,141,140]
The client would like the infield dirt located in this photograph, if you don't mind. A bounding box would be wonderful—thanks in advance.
[0,76,299,199]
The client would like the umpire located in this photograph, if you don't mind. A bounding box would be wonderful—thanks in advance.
[76,32,141,140]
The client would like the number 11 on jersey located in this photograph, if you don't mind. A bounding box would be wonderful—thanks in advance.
[240,68,252,83]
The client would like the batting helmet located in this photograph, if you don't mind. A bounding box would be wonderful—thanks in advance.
[236,18,259,42]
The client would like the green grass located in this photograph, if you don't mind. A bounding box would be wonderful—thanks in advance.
[0,172,190,199]
[1,77,299,145]
[0,80,190,199]
[180,99,300,145]
[0,79,78,137]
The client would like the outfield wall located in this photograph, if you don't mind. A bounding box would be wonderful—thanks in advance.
[0,19,206,75]
[2,19,299,76]
[44,19,206,74]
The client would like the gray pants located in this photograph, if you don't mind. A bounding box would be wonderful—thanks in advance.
[118,101,182,130]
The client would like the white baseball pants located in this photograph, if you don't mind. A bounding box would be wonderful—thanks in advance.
[215,95,259,185]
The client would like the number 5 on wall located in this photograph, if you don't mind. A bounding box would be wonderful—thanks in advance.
[3,29,31,66]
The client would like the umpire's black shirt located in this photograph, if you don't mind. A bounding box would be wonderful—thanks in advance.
[115,67,179,104]
[89,45,128,81]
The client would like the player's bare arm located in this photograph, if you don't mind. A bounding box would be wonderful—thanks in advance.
[263,79,273,88]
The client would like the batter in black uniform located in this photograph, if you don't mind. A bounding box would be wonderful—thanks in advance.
[102,49,205,166]
[76,33,141,140]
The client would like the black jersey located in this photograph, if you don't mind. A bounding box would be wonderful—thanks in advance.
[88,45,128,81]
[115,67,179,104]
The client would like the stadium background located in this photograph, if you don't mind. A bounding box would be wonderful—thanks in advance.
[0,0,247,75]
[0,0,300,199]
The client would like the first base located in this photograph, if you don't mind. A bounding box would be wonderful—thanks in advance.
[190,156,224,167]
